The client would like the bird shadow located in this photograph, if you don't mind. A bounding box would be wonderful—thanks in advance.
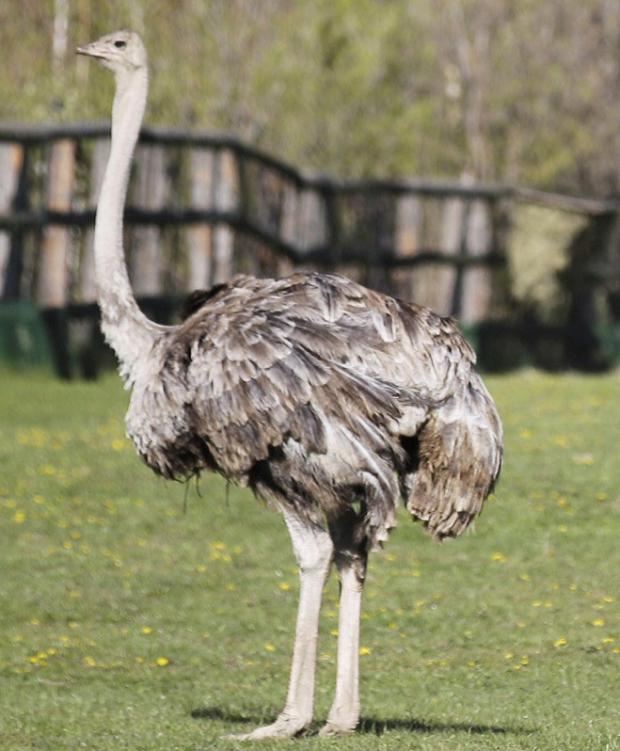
[191,706,263,724]
[191,706,537,738]
[357,717,536,737]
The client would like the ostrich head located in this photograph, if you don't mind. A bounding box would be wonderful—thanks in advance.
[77,30,146,74]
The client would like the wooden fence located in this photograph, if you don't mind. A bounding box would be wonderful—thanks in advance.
[0,123,618,377]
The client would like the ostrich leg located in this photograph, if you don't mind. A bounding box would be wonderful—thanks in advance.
[320,513,368,736]
[228,510,334,740]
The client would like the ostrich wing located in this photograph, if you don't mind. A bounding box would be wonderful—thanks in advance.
[134,272,500,541]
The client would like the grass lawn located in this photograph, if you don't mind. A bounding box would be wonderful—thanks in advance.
[0,368,619,750]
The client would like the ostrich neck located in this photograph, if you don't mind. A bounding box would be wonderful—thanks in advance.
[95,66,160,384]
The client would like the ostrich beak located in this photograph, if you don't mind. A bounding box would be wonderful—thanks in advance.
[76,42,104,59]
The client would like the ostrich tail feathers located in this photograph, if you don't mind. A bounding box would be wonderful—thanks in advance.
[405,375,503,540]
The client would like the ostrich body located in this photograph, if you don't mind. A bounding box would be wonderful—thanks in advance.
[78,31,503,739]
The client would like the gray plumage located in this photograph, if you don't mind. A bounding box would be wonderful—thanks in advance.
[128,271,502,546]
[78,30,503,739]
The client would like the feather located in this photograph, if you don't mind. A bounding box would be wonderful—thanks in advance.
[124,271,502,549]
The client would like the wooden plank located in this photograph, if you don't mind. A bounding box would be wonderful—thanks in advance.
[407,197,463,315]
[186,147,214,290]
[37,139,75,308]
[278,180,298,276]
[0,143,24,297]
[297,189,327,253]
[212,149,239,283]
[393,194,422,300]
[460,199,493,324]
[79,139,109,302]
[130,144,169,296]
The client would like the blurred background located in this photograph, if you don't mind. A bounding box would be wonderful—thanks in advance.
[0,0,619,376]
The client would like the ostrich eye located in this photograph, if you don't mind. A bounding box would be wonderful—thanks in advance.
[114,40,126,48]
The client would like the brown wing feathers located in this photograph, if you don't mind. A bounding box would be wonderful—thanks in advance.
[142,272,501,544]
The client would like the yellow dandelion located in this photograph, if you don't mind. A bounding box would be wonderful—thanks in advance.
[572,453,594,466]
[359,647,371,656]
[519,429,532,439]
[554,637,568,648]
[491,552,507,562]
[520,655,529,666]
[330,629,339,637]
[111,438,126,451]
[195,564,207,573]
[278,582,291,591]
[602,596,615,604]
[591,618,605,627]
[264,643,276,653]
[12,511,26,524]
[141,626,153,635]
[155,657,170,667]
[83,656,97,667]
[504,652,514,660]
[553,435,568,448]
[601,637,615,645]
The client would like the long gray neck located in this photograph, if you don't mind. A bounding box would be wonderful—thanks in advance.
[95,65,159,384]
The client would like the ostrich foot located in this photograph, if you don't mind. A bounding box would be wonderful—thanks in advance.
[224,713,309,740]
[318,719,358,737]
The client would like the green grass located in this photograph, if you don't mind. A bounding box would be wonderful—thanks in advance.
[0,369,619,750]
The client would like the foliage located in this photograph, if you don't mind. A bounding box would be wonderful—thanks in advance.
[1,0,620,192]
[0,369,618,750]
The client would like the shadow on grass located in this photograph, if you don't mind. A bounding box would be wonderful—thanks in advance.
[191,706,536,737]
[358,717,536,736]
[191,706,263,724]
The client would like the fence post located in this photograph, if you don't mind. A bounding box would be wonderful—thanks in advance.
[394,194,422,300]
[408,197,462,315]
[186,147,214,291]
[37,138,76,378]
[37,139,74,307]
[212,148,238,284]
[0,143,24,298]
[459,199,493,324]
[297,188,327,256]
[79,138,109,302]
[131,143,169,296]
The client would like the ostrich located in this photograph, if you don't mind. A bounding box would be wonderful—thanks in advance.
[77,30,503,739]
